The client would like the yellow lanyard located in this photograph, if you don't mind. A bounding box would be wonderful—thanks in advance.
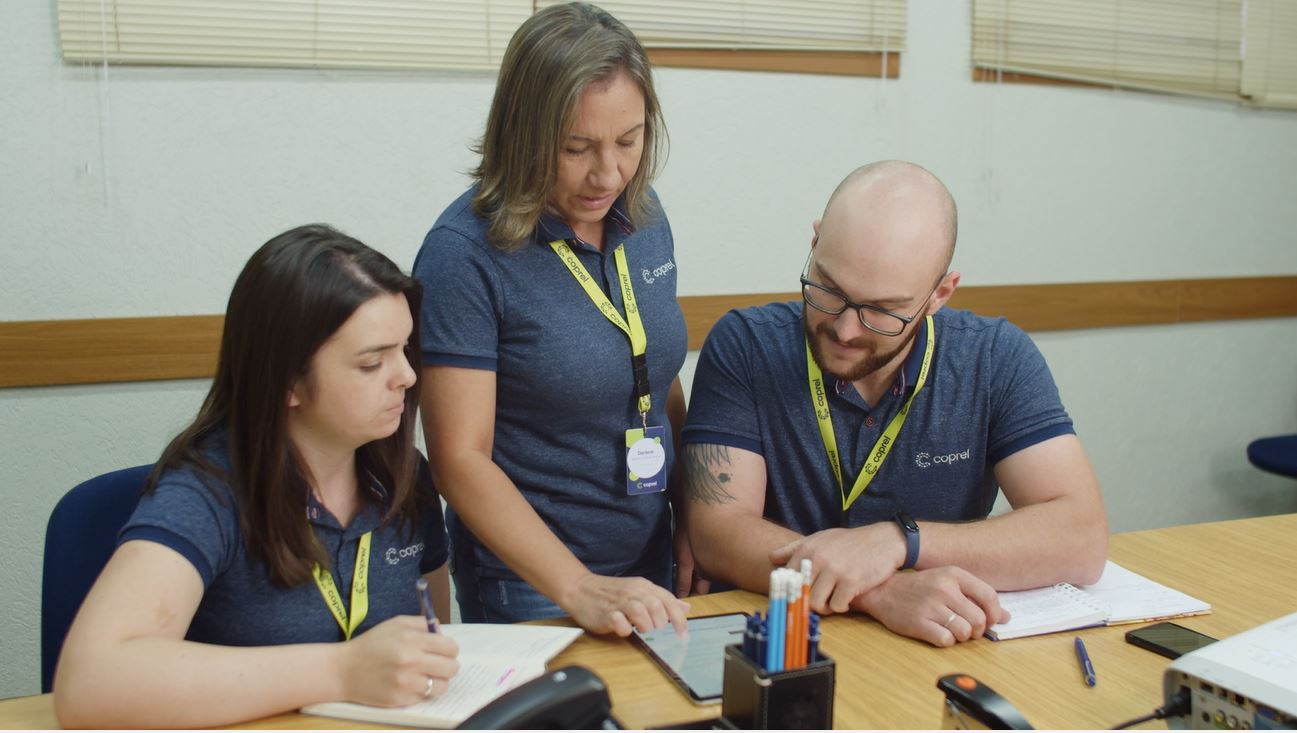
[806,315,936,512]
[550,240,652,417]
[311,531,371,641]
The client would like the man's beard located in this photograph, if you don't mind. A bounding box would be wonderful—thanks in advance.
[803,306,920,383]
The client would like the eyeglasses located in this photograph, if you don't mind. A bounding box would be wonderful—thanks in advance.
[800,258,943,337]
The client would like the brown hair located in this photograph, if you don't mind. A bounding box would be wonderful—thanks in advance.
[471,2,667,251]
[147,224,425,587]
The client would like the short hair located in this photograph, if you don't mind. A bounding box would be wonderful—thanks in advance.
[826,160,958,273]
[471,2,666,251]
[148,224,425,587]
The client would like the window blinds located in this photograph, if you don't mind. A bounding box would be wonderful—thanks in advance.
[57,1,907,71]
[57,0,531,70]
[533,1,906,53]
[971,0,1244,100]
[1241,0,1297,108]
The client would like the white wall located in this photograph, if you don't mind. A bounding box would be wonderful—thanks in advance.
[3,0,1296,700]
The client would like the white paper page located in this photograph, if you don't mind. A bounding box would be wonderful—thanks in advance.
[440,623,584,662]
[1079,561,1210,624]
[389,657,547,722]
[988,586,1109,639]
[302,623,582,727]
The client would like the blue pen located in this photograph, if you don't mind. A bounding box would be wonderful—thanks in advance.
[1074,636,1096,686]
[416,578,440,633]
[764,574,774,671]
[755,616,767,668]
[743,613,757,660]
[808,613,821,664]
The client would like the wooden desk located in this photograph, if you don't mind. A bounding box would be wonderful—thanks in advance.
[4,513,1294,729]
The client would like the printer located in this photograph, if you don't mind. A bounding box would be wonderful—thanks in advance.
[1164,611,1297,730]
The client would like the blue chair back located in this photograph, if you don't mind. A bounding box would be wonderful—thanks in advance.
[40,465,151,693]
[1247,434,1297,479]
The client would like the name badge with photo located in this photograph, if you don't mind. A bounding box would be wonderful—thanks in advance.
[625,425,667,495]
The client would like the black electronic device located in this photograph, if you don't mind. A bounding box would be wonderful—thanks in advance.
[937,674,1034,730]
[457,665,620,730]
[1125,621,1218,660]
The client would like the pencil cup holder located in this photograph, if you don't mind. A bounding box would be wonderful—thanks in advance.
[719,643,835,729]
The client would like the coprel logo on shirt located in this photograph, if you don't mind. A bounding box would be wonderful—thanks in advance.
[640,259,676,284]
[914,448,971,468]
[384,541,424,565]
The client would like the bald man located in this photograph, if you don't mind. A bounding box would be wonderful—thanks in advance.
[681,161,1108,647]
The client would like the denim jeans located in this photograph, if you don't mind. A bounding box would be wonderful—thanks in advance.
[452,540,565,623]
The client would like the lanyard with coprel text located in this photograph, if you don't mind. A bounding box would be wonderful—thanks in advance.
[806,315,935,512]
[549,239,651,420]
[311,531,371,640]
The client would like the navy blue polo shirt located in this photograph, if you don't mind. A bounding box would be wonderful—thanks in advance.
[682,302,1075,532]
[412,186,687,582]
[120,429,448,645]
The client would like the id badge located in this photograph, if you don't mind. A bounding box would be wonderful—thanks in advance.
[625,425,667,495]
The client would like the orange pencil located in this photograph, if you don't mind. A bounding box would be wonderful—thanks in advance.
[788,583,798,669]
[788,578,798,669]
[799,559,812,666]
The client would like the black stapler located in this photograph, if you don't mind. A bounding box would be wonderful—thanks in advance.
[937,674,1035,729]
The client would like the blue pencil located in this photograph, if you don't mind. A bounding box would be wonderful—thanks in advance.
[767,570,778,669]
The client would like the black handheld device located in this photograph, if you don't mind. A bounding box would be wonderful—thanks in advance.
[457,665,620,730]
[936,674,1035,729]
[1124,621,1218,660]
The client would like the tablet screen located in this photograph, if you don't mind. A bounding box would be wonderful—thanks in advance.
[631,612,748,704]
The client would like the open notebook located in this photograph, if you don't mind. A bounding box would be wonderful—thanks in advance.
[986,561,1211,640]
[302,623,583,728]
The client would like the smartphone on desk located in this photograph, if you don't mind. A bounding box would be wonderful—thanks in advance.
[1125,621,1218,660]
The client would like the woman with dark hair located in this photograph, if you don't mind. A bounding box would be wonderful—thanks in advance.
[414,2,704,636]
[54,225,459,728]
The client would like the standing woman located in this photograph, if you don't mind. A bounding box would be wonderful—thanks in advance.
[415,2,701,635]
[55,225,458,728]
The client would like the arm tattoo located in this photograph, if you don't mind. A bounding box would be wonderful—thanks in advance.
[683,444,738,506]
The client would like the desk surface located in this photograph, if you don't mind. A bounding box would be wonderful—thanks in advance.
[4,513,1294,730]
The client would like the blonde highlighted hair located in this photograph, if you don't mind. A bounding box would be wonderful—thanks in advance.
[471,2,666,251]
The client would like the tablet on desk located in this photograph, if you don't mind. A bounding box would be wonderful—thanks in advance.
[630,612,748,704]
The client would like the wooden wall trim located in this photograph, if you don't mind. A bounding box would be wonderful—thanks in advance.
[3,276,1295,389]
[0,315,225,389]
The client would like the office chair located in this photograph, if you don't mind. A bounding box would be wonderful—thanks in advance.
[1247,434,1297,480]
[40,464,151,693]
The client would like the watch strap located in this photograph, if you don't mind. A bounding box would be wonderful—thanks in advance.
[894,511,920,570]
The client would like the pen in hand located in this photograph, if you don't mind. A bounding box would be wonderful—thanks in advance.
[417,578,440,634]
[1074,636,1096,687]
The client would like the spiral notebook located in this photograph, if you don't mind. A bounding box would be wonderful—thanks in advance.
[301,623,583,728]
[986,561,1211,640]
